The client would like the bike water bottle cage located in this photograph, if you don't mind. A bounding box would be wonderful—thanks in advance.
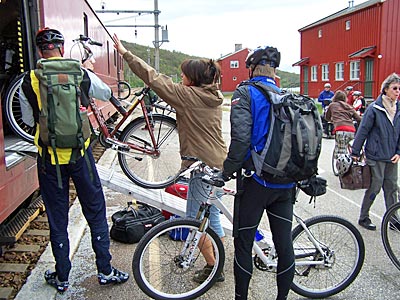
[245,46,281,69]
[36,28,65,50]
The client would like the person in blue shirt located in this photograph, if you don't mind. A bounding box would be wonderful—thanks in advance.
[318,83,334,107]
[221,46,295,300]
[318,83,335,137]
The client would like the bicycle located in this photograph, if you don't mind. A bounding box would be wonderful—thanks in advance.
[381,201,400,271]
[132,159,365,300]
[3,34,182,189]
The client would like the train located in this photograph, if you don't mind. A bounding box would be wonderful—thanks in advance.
[0,0,122,228]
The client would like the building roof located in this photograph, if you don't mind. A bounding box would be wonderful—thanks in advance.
[217,48,250,61]
[299,0,384,32]
[292,57,310,66]
[348,45,376,58]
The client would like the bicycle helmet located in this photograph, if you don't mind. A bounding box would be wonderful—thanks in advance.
[324,83,331,88]
[345,86,353,91]
[35,28,64,50]
[353,91,362,96]
[336,154,352,176]
[245,46,281,69]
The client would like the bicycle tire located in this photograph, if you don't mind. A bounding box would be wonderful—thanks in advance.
[132,218,225,300]
[4,72,35,142]
[331,145,339,176]
[118,114,181,189]
[381,202,400,271]
[117,80,131,100]
[291,215,365,298]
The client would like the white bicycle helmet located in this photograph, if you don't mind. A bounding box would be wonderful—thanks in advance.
[336,154,352,176]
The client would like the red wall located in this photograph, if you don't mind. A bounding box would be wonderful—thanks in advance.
[218,49,249,92]
[379,0,400,86]
[298,2,386,98]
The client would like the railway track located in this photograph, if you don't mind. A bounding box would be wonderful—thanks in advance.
[0,142,106,300]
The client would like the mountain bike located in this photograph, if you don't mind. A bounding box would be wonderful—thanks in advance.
[132,159,365,300]
[381,201,400,271]
[3,35,181,189]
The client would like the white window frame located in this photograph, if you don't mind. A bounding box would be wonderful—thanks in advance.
[321,64,329,81]
[311,65,318,81]
[230,60,239,68]
[350,60,360,80]
[335,62,344,81]
[345,20,351,30]
[318,29,322,38]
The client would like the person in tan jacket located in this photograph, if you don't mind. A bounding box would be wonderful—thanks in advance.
[113,34,227,283]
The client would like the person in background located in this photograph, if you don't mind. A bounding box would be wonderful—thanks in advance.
[221,46,295,300]
[352,91,366,116]
[325,90,361,157]
[112,34,227,283]
[318,83,335,137]
[19,28,129,293]
[345,86,354,105]
[318,83,334,108]
[352,73,400,231]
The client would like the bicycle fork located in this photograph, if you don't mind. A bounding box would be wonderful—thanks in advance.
[177,204,211,270]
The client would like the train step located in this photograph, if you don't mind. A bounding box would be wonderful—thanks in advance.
[0,196,45,245]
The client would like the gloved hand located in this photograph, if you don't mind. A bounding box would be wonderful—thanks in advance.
[213,171,231,183]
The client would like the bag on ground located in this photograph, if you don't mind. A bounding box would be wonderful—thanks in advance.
[241,81,323,183]
[339,162,371,190]
[110,202,165,244]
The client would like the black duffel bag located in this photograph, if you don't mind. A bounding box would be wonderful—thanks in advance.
[110,202,165,244]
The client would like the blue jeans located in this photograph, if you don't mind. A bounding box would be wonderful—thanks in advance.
[186,171,225,238]
[38,147,112,281]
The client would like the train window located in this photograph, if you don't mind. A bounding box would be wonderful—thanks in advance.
[83,13,88,37]
[107,40,110,75]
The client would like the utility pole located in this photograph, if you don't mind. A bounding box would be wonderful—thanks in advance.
[96,0,168,72]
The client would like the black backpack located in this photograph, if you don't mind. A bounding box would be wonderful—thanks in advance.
[242,81,323,184]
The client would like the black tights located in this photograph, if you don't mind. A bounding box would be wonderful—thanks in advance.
[234,178,295,300]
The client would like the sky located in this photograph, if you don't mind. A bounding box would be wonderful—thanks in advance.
[88,0,363,73]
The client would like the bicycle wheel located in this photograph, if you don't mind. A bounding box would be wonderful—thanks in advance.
[291,215,365,298]
[118,114,181,189]
[4,72,35,142]
[331,145,339,176]
[117,80,131,100]
[133,218,225,300]
[381,202,400,271]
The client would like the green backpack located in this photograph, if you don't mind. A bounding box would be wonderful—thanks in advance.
[35,58,92,187]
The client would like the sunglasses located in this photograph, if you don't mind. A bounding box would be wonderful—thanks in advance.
[391,86,399,91]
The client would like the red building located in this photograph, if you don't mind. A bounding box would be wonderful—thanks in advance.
[293,0,400,100]
[217,45,250,93]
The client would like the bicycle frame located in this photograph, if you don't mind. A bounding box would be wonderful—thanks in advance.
[89,88,160,156]
[184,175,329,270]
[72,36,168,157]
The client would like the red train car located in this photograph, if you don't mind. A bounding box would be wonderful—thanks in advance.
[293,0,400,100]
[0,0,122,225]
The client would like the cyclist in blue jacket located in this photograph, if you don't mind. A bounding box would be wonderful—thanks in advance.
[222,46,295,300]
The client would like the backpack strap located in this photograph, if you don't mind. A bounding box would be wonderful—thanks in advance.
[45,73,63,189]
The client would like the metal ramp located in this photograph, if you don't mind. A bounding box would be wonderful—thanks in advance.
[96,165,233,235]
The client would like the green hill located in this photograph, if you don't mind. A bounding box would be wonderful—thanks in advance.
[121,41,300,88]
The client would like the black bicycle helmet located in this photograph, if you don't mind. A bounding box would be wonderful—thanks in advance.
[35,28,64,50]
[245,46,281,69]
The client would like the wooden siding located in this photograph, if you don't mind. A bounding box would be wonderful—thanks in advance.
[296,0,397,99]
[379,0,400,85]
